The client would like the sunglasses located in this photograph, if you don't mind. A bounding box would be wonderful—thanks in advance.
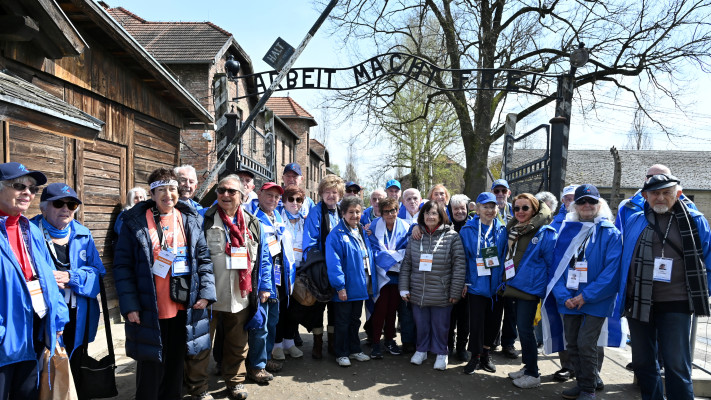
[287,196,304,204]
[492,188,508,195]
[575,197,599,206]
[513,205,531,212]
[52,200,79,210]
[5,182,40,194]
[346,189,360,194]
[381,208,397,215]
[216,187,240,196]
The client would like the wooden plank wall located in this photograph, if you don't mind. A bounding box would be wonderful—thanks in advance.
[134,115,180,187]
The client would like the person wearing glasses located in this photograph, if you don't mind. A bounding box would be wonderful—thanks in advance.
[545,184,621,400]
[113,167,215,400]
[280,163,315,217]
[501,193,555,389]
[344,181,362,198]
[366,197,410,359]
[0,162,68,400]
[491,179,513,226]
[185,175,269,400]
[174,165,203,211]
[399,201,466,371]
[30,183,106,390]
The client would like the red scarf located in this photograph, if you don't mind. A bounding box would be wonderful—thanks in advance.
[0,210,33,281]
[218,207,252,297]
[424,223,441,234]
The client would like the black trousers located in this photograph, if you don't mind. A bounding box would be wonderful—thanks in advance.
[448,295,469,351]
[135,311,187,400]
[467,294,504,356]
[275,283,299,342]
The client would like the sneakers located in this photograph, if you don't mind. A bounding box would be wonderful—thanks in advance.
[272,347,286,361]
[228,384,248,400]
[463,358,478,375]
[433,354,448,370]
[349,352,370,362]
[247,368,273,383]
[190,391,214,400]
[502,345,519,359]
[265,359,283,373]
[370,343,384,359]
[508,367,526,380]
[554,367,575,381]
[337,357,351,367]
[478,354,496,373]
[284,345,304,358]
[512,374,541,389]
[384,340,402,355]
[410,351,428,365]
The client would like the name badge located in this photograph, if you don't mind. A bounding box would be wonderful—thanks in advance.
[566,269,580,290]
[152,249,175,278]
[274,260,282,286]
[228,246,248,270]
[504,259,516,280]
[267,235,281,257]
[172,260,189,276]
[293,247,303,262]
[419,253,433,271]
[481,246,499,268]
[575,261,588,283]
[653,257,673,283]
[476,257,491,276]
[27,279,48,318]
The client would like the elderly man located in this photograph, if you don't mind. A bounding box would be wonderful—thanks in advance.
[551,185,577,232]
[385,179,401,202]
[175,165,203,210]
[398,188,423,225]
[361,189,386,226]
[280,163,315,215]
[0,162,68,399]
[491,179,513,226]
[237,169,258,204]
[344,181,362,198]
[619,174,711,400]
[184,175,270,400]
[31,183,106,390]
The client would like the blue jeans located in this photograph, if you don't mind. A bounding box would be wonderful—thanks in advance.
[628,312,693,400]
[515,298,539,377]
[247,300,280,369]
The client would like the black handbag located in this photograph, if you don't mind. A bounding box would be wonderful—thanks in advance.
[76,278,118,399]
[169,275,191,305]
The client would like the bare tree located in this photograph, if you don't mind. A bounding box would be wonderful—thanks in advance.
[344,142,359,182]
[322,0,711,196]
[625,106,653,150]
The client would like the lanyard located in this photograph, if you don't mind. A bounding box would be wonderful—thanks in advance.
[282,211,304,241]
[573,229,594,263]
[383,222,398,250]
[153,208,179,255]
[478,219,495,254]
[18,223,39,279]
[420,230,446,254]
[653,214,675,258]
[41,220,71,268]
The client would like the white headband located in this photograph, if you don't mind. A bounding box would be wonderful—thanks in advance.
[150,180,178,190]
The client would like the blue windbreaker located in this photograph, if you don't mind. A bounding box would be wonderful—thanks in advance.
[502,226,557,298]
[326,220,377,302]
[302,202,340,261]
[550,204,567,232]
[252,208,289,298]
[460,215,507,298]
[615,191,697,233]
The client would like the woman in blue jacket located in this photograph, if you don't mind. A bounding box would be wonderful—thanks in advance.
[550,184,622,400]
[31,183,106,389]
[501,193,555,389]
[325,196,376,367]
[460,192,507,375]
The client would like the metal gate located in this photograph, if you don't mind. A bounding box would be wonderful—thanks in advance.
[502,121,551,196]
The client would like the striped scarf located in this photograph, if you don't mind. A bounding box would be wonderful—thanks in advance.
[629,201,709,322]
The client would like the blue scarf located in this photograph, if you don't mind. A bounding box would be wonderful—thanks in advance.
[282,208,302,220]
[41,217,70,239]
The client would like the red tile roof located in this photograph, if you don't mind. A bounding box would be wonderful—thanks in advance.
[266,97,315,120]
[107,7,233,63]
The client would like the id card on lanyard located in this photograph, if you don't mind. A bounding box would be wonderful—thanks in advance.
[152,211,181,278]
[20,228,48,318]
[419,233,445,272]
[227,246,248,270]
[172,246,189,276]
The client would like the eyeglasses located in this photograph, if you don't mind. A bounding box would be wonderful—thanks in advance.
[4,182,39,194]
[513,205,531,212]
[575,197,599,206]
[216,187,240,196]
[346,189,360,194]
[382,208,397,215]
[287,196,304,204]
[492,188,508,195]
[52,200,79,210]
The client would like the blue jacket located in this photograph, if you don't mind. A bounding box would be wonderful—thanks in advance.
[615,191,697,233]
[326,220,377,302]
[302,202,340,261]
[0,215,69,368]
[502,226,557,298]
[616,205,711,318]
[550,204,567,232]
[30,216,106,357]
[460,215,507,298]
[551,220,622,318]
[113,200,216,362]
[361,206,376,226]
[252,208,286,299]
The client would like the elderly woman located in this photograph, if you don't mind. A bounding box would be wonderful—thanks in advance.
[502,193,556,389]
[367,197,410,359]
[113,167,216,400]
[114,186,148,235]
[446,194,472,361]
[0,163,68,399]
[301,174,345,358]
[427,184,450,207]
[399,201,466,371]
[325,196,376,367]
[30,183,106,388]
[549,185,621,400]
[460,193,507,374]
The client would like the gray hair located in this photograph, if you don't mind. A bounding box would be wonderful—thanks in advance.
[449,194,470,208]
[370,188,386,197]
[402,188,421,199]
[567,197,614,221]
[124,187,148,210]
[535,191,558,213]
[340,196,364,215]
[174,164,197,178]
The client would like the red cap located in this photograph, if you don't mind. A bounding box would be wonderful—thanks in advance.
[260,182,284,195]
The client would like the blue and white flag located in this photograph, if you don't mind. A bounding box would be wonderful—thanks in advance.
[541,218,627,354]
[369,217,410,301]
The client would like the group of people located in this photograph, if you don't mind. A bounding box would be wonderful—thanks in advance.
[0,160,708,400]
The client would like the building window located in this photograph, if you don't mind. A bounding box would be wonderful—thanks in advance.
[281,140,286,166]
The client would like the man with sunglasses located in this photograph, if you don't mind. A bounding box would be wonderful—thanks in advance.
[344,181,362,198]
[491,179,514,226]
[30,183,106,391]
[0,162,69,400]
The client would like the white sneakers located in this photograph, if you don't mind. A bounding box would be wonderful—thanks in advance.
[512,374,541,389]
[284,345,304,358]
[433,354,448,370]
[349,352,370,362]
[337,357,351,367]
[508,367,526,380]
[272,347,285,361]
[410,351,428,365]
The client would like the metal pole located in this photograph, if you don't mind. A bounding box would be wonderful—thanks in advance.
[548,72,573,198]
[195,0,338,200]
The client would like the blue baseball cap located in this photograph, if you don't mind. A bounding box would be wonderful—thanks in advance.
[385,179,401,190]
[41,182,82,204]
[476,192,497,205]
[0,162,47,185]
[283,163,303,176]
[491,179,509,191]
[574,184,600,201]
[345,181,361,191]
